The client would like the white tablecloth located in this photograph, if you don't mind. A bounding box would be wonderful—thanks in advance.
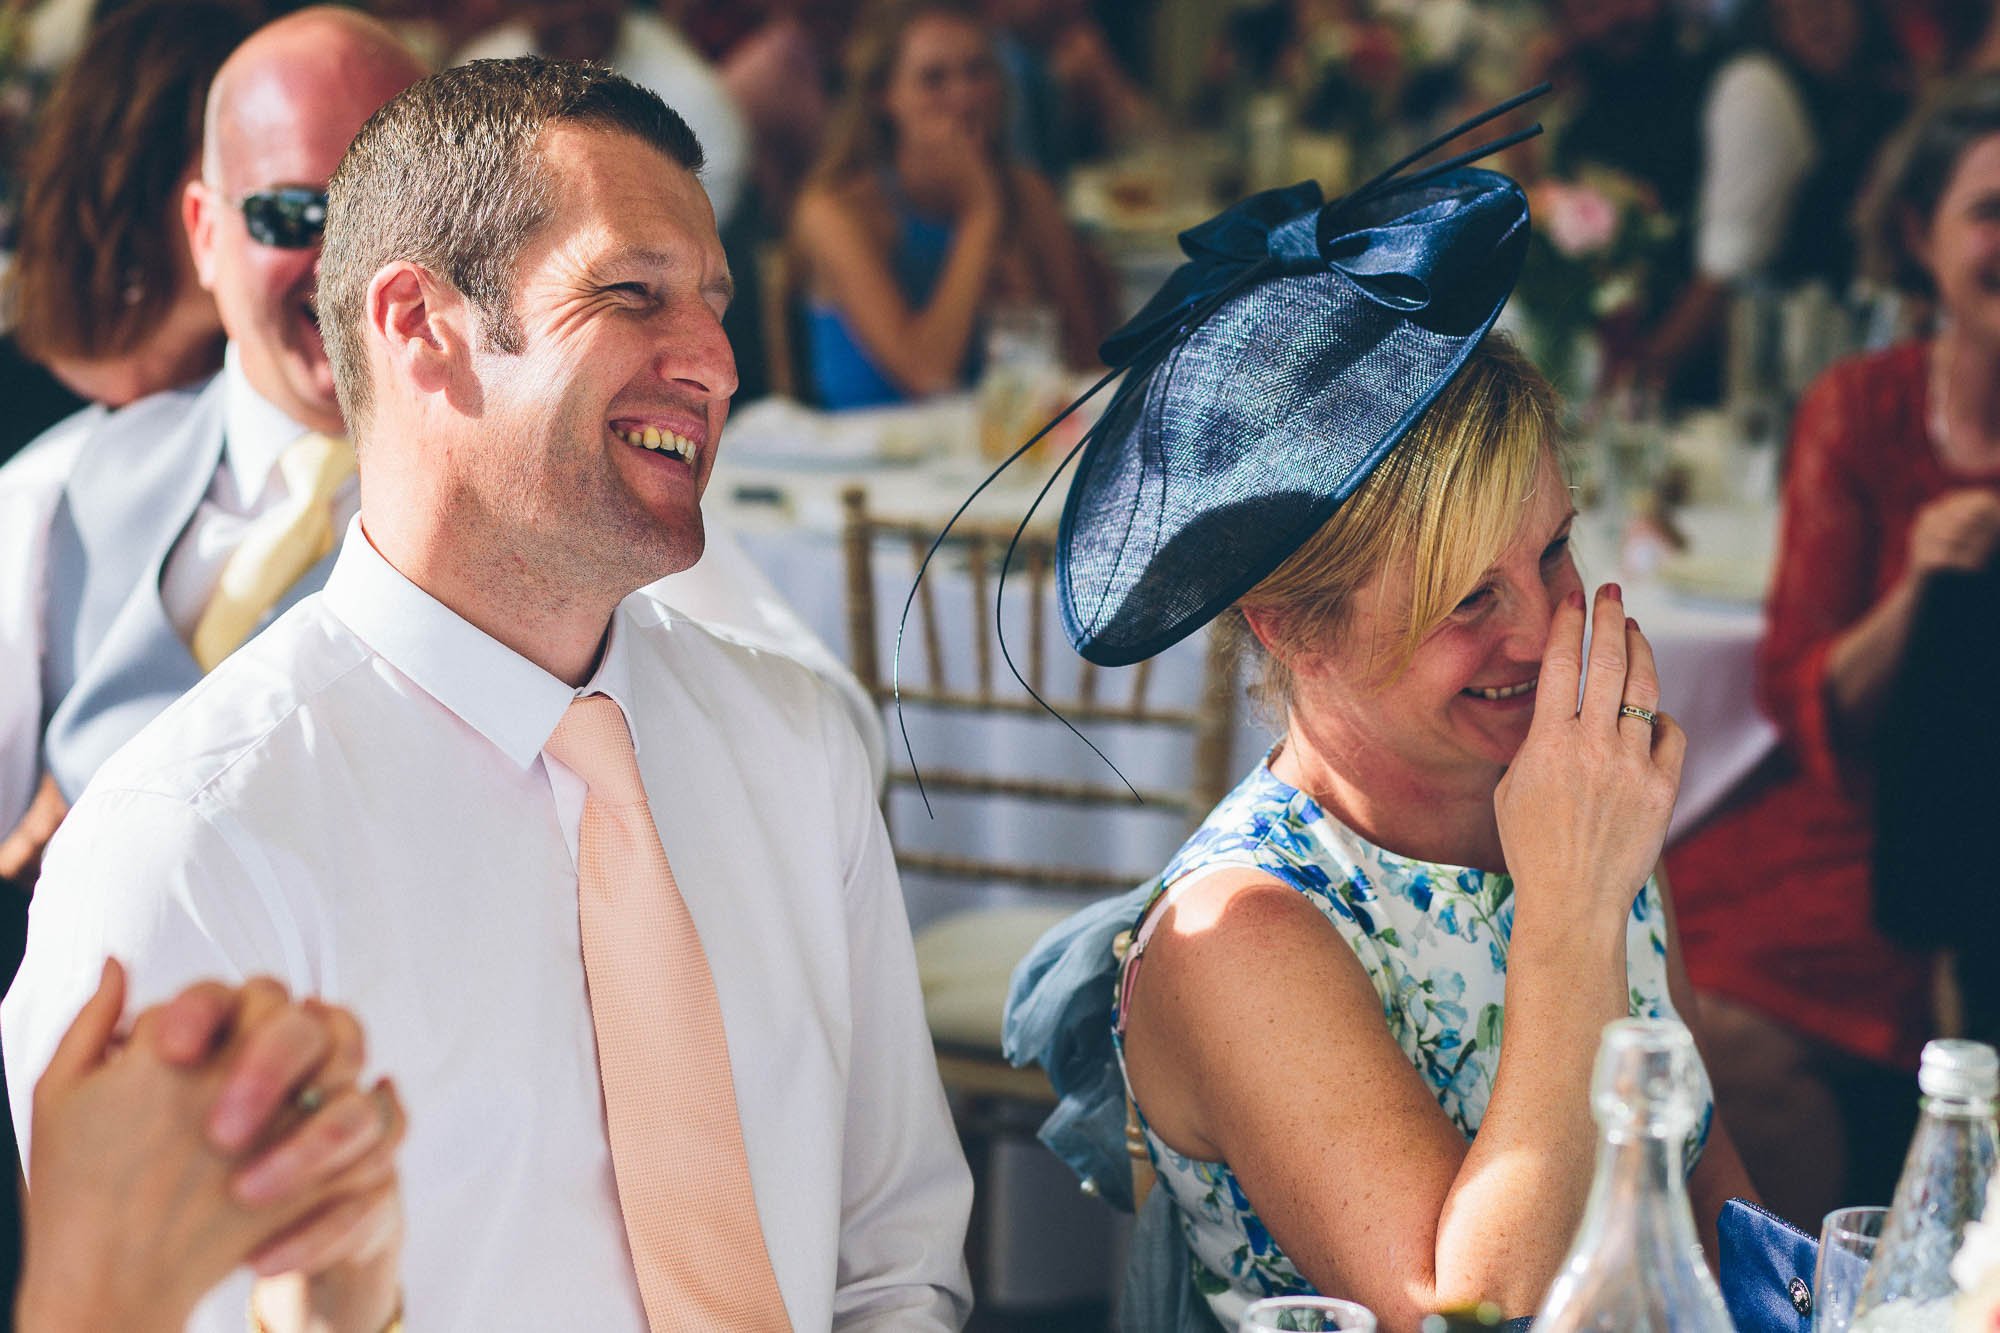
[712,397,1781,924]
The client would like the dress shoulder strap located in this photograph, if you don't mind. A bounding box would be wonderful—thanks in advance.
[1114,865,1249,1037]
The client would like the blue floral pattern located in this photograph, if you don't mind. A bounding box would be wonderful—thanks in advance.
[1114,760,1708,1325]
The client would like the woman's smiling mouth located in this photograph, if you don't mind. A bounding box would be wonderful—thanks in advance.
[1463,677,1537,701]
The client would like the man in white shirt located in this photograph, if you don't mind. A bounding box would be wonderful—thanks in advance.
[0,6,881,881]
[4,53,971,1333]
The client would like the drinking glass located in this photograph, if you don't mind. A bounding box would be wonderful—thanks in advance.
[1813,1206,1888,1333]
[1240,1295,1378,1331]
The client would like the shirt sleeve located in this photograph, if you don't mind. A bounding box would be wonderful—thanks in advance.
[1,785,301,1164]
[0,419,93,832]
[1696,54,1817,281]
[1755,365,1878,789]
[0,486,51,835]
[821,703,974,1330]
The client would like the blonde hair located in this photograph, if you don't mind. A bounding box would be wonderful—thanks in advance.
[1229,334,1565,712]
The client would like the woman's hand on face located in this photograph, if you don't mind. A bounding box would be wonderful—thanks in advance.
[1906,489,2000,582]
[1494,585,1686,935]
[899,117,1003,221]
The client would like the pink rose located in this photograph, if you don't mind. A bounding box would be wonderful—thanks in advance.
[1543,182,1619,258]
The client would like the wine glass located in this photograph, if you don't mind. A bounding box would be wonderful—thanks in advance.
[1240,1295,1379,1331]
[1813,1206,1887,1333]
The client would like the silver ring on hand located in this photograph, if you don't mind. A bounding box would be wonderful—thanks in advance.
[1618,703,1658,726]
[292,1084,326,1115]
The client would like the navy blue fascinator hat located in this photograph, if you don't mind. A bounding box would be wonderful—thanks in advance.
[894,87,1546,800]
[1059,164,1531,665]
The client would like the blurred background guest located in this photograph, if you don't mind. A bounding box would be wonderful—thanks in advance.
[979,0,1159,181]
[1633,0,1907,401]
[788,0,1109,409]
[677,0,855,223]
[1664,73,2000,1228]
[1533,0,1715,386]
[0,5,425,880]
[0,0,259,459]
[449,0,750,232]
[1543,0,1714,215]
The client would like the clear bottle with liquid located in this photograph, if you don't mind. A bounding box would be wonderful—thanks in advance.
[1533,1018,1736,1333]
[1850,1040,2000,1332]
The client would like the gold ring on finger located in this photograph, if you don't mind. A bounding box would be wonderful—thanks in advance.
[1619,703,1658,726]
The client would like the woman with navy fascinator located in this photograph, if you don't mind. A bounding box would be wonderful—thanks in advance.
[996,104,1756,1328]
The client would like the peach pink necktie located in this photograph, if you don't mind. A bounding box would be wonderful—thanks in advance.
[544,695,789,1332]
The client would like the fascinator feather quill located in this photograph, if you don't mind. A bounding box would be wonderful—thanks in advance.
[895,86,1547,803]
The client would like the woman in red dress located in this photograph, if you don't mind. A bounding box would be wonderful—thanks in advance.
[1666,72,2000,1226]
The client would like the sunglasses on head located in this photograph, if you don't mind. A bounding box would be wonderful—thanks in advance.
[236,186,327,249]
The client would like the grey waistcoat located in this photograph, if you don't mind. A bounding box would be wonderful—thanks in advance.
[39,375,338,798]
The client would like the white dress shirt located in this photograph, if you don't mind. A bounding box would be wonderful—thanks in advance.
[645,523,888,790]
[3,521,971,1331]
[1696,52,1817,282]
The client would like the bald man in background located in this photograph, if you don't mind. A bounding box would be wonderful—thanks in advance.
[0,8,427,880]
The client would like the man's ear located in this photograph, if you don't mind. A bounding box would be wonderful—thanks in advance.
[366,262,466,398]
[183,179,220,293]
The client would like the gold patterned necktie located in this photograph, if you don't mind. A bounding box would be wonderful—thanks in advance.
[543,694,791,1332]
[189,431,355,672]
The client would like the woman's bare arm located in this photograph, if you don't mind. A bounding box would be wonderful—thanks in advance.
[1125,590,1687,1330]
[791,171,1002,397]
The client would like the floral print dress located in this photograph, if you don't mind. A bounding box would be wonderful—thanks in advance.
[1114,759,1708,1327]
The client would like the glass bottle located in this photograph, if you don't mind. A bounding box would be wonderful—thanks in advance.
[1534,1018,1736,1333]
[1850,1039,2000,1331]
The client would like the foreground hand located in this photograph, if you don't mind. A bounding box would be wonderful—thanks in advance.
[1494,584,1685,929]
[1906,489,2000,581]
[17,965,405,1333]
[0,774,68,883]
[144,976,406,1332]
[20,960,277,1330]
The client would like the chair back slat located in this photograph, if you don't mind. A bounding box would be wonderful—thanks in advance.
[756,242,798,400]
[1127,657,1154,716]
[1026,541,1048,696]
[967,535,993,701]
[841,487,881,692]
[910,532,945,691]
[1194,626,1244,810]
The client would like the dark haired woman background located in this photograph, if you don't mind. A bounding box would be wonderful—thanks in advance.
[1666,72,2000,1229]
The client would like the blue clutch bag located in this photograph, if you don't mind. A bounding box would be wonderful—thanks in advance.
[1718,1197,1818,1333]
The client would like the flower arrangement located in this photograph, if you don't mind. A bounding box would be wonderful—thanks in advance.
[1511,168,1679,399]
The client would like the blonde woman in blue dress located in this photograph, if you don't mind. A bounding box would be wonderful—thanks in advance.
[1024,158,1759,1329]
